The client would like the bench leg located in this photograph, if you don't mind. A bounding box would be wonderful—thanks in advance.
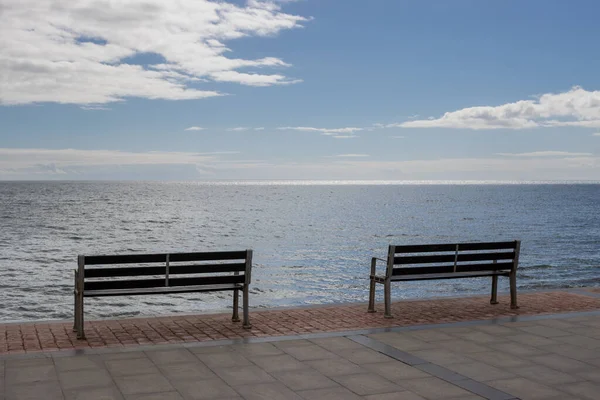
[232,289,240,322]
[490,275,499,305]
[509,271,519,309]
[242,285,251,329]
[384,280,393,318]
[73,290,78,332]
[76,292,86,340]
[368,258,377,313]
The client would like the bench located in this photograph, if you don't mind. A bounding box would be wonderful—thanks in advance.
[367,240,521,318]
[73,250,253,339]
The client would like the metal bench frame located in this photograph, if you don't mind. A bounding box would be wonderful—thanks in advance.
[368,240,521,318]
[74,250,253,339]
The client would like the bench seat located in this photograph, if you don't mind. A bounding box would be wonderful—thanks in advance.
[368,241,521,318]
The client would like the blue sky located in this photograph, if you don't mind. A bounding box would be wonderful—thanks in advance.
[1,0,599,180]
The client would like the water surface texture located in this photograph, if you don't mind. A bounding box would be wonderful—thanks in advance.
[1,181,598,322]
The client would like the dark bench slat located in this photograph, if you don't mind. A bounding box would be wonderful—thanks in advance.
[84,284,241,297]
[85,263,247,278]
[84,275,244,291]
[393,251,515,265]
[85,251,248,265]
[392,261,514,276]
[390,270,510,281]
[394,241,517,254]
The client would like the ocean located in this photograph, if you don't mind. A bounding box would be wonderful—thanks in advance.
[1,181,599,322]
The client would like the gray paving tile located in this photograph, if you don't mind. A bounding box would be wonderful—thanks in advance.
[538,343,600,360]
[405,329,455,342]
[195,352,252,369]
[363,392,427,400]
[272,340,314,349]
[331,372,404,396]
[535,319,582,330]
[172,378,240,400]
[234,382,303,400]
[213,365,275,386]
[306,358,368,377]
[271,368,338,391]
[556,334,600,349]
[487,377,566,399]
[394,376,474,399]
[4,381,65,400]
[517,325,571,337]
[473,325,520,336]
[453,331,503,344]
[297,386,362,399]
[512,364,583,386]
[361,361,430,381]
[506,333,560,347]
[4,357,54,369]
[446,361,516,382]
[124,393,184,400]
[488,342,548,357]
[451,379,512,400]
[249,354,307,372]
[560,381,600,400]
[410,348,474,366]
[309,337,365,351]
[339,348,393,364]
[467,351,531,368]
[529,354,594,373]
[106,358,160,376]
[113,373,174,395]
[145,349,199,365]
[64,385,124,400]
[575,368,600,382]
[282,344,337,361]
[187,345,234,354]
[368,333,433,351]
[434,340,489,354]
[230,343,283,357]
[5,364,57,385]
[96,352,149,361]
[54,355,104,372]
[157,361,217,382]
[58,368,114,390]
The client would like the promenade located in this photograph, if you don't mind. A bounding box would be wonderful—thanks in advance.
[1,289,600,399]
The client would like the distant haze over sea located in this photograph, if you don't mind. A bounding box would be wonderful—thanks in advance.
[1,181,598,322]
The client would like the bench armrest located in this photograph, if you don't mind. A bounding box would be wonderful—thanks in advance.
[370,257,388,278]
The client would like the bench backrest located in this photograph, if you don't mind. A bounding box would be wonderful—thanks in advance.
[387,241,520,277]
[77,250,252,291]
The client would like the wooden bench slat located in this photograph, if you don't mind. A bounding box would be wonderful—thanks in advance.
[84,275,244,291]
[390,270,510,281]
[393,241,517,254]
[393,251,515,265]
[392,261,514,276]
[84,251,248,265]
[84,284,241,297]
[85,263,247,278]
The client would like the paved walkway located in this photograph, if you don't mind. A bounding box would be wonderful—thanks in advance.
[2,309,600,399]
[2,290,600,354]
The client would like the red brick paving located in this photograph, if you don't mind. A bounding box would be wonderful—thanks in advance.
[2,291,600,354]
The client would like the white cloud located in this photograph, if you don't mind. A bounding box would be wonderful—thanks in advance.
[227,127,251,131]
[332,135,358,139]
[593,132,600,136]
[254,127,265,131]
[185,126,205,131]
[278,126,363,135]
[497,151,593,157]
[0,0,308,105]
[394,86,600,130]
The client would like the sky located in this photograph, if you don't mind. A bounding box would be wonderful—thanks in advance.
[1,0,600,181]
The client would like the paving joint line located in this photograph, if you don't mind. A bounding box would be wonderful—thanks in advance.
[347,334,518,400]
